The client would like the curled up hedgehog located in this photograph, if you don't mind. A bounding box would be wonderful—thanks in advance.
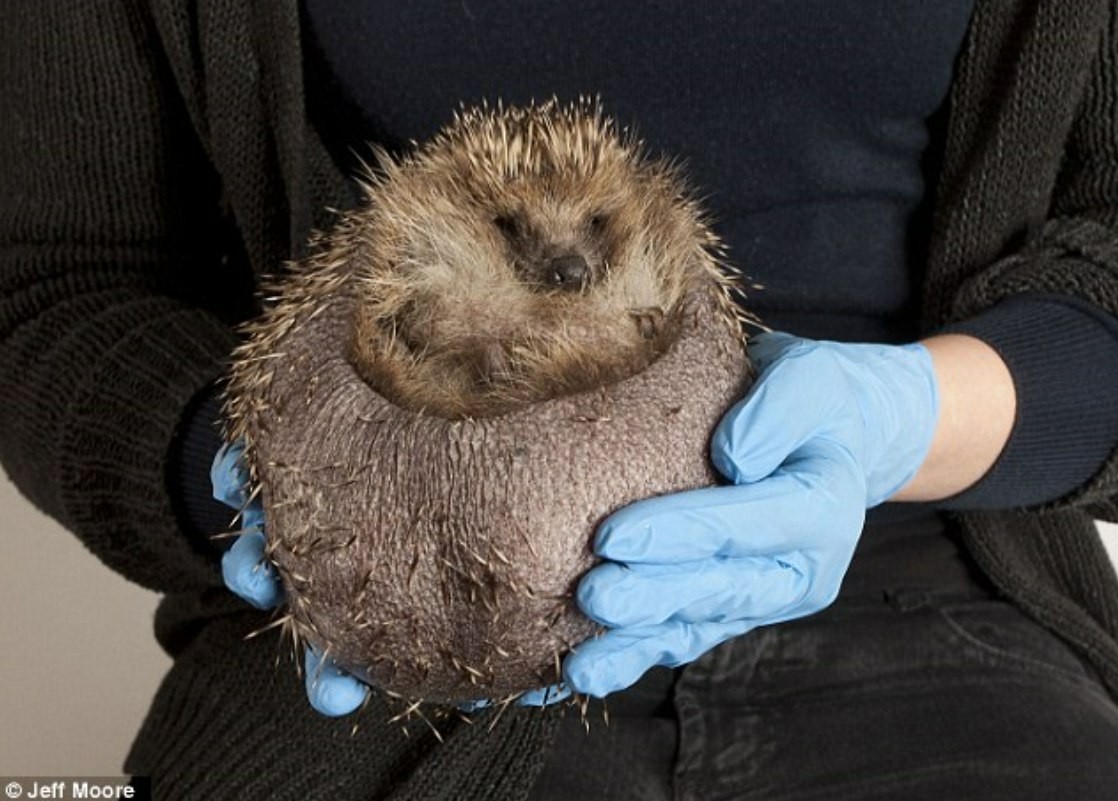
[222,99,754,708]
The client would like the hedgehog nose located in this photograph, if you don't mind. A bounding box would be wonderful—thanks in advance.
[547,253,590,289]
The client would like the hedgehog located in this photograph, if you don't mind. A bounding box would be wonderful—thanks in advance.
[222,99,753,708]
[350,100,738,418]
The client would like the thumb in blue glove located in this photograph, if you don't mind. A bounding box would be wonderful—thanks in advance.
[563,331,940,698]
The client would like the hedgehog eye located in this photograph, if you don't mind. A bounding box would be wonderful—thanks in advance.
[587,212,609,234]
[493,215,521,239]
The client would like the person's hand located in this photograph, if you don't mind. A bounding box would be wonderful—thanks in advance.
[211,440,369,715]
[211,441,569,712]
[211,442,278,609]
[564,331,940,697]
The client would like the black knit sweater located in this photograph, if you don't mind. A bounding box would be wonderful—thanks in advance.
[2,2,1117,799]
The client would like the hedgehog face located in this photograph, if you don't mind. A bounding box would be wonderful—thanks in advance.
[490,205,608,293]
[347,100,730,417]
[398,100,667,297]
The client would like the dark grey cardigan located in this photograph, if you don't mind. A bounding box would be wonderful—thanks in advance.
[1,1,1116,798]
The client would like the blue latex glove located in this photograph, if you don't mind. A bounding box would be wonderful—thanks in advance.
[212,441,569,713]
[564,331,940,698]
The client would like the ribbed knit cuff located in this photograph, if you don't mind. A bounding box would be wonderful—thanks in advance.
[936,293,1118,509]
[167,384,237,557]
[58,303,240,592]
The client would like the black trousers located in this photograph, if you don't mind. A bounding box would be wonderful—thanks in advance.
[528,508,1118,800]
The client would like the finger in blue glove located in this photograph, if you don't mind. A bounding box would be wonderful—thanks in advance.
[212,440,284,610]
[211,440,254,509]
[564,618,755,697]
[304,645,371,717]
[456,682,572,712]
[220,528,284,610]
[516,683,573,706]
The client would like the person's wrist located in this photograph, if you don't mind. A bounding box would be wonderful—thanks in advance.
[862,340,940,506]
[889,333,1015,502]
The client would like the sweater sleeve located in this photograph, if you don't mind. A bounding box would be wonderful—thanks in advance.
[944,221,1118,519]
[935,293,1118,509]
[942,6,1118,520]
[167,384,240,556]
[0,2,250,592]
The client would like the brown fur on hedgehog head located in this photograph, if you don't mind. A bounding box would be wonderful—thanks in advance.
[223,100,753,707]
[350,99,733,418]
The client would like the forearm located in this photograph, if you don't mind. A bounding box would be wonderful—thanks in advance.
[891,333,1015,502]
[893,295,1118,507]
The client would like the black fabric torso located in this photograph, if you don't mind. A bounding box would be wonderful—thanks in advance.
[301,0,974,343]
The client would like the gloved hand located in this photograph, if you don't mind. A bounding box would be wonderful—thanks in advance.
[564,331,940,698]
[212,441,369,715]
[211,441,570,713]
